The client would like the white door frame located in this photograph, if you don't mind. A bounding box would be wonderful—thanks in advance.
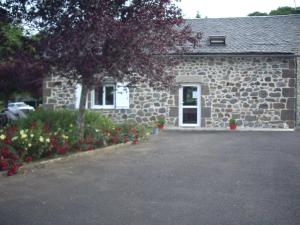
[178,84,201,127]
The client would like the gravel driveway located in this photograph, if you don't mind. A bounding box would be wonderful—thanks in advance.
[1,131,300,225]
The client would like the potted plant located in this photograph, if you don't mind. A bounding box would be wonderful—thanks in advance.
[157,117,165,129]
[229,118,237,130]
[151,121,159,135]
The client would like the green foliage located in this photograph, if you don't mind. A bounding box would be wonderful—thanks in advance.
[1,109,148,163]
[269,6,300,15]
[248,6,300,17]
[0,23,23,58]
[157,116,166,126]
[229,118,236,125]
[248,11,268,16]
[0,101,4,111]
[84,111,115,131]
[16,109,78,132]
[1,109,150,176]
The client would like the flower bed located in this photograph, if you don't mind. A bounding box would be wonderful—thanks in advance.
[0,109,149,176]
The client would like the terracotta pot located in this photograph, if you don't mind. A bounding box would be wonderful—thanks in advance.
[230,124,237,130]
[158,124,164,129]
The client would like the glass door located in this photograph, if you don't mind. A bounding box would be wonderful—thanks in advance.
[179,85,200,127]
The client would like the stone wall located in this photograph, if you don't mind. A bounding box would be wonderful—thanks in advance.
[43,73,76,110]
[173,56,296,128]
[89,85,177,126]
[43,55,297,129]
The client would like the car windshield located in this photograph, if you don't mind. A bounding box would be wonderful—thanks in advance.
[16,103,27,107]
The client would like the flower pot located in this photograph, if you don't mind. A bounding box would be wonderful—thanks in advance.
[158,124,164,129]
[230,124,237,130]
[152,127,159,135]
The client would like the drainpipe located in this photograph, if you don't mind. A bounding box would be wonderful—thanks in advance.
[295,56,299,129]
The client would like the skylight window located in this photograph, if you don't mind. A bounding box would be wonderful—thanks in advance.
[209,36,226,46]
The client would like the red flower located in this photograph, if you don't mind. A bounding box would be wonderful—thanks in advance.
[95,140,103,146]
[1,147,10,158]
[11,164,18,174]
[0,160,9,170]
[25,156,33,162]
[123,137,129,143]
[10,153,19,161]
[132,139,139,145]
[7,170,13,176]
[30,122,37,129]
[56,144,69,155]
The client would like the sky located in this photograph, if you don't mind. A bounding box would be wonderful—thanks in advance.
[177,0,300,18]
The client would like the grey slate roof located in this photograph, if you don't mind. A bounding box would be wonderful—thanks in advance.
[185,15,300,54]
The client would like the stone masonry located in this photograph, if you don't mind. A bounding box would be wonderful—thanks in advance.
[43,55,298,129]
[173,56,297,129]
[43,72,77,110]
[88,85,176,126]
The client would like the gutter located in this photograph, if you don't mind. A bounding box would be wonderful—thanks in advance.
[168,53,300,58]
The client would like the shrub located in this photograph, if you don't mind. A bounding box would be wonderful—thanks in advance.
[0,109,148,176]
[17,109,77,133]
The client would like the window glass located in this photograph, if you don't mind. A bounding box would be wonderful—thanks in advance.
[16,103,27,107]
[183,86,197,106]
[183,108,197,124]
[105,86,114,105]
[94,86,103,105]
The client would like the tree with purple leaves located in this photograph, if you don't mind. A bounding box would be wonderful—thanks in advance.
[0,7,46,108]
[1,0,201,135]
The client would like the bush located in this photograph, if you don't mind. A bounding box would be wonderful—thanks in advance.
[0,109,148,176]
[17,109,77,133]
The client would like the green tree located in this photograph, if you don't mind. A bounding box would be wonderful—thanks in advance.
[196,11,201,18]
[0,7,46,107]
[248,6,300,16]
[248,11,268,16]
[269,6,300,15]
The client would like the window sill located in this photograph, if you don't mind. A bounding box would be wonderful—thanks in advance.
[91,105,115,110]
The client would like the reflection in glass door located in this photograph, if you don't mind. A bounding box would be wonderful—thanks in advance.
[179,85,200,127]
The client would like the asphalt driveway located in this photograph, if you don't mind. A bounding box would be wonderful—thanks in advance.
[0,131,300,225]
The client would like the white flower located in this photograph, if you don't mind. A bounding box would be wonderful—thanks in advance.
[21,133,28,139]
[30,134,34,138]
[12,136,18,141]
[46,138,50,143]
[62,134,68,140]
[28,143,32,147]
[0,134,6,140]
[39,136,44,143]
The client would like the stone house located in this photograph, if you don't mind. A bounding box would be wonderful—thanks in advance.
[43,15,300,129]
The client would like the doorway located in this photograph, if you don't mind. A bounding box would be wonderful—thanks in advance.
[179,84,201,127]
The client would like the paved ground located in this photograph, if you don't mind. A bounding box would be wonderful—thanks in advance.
[0,131,300,225]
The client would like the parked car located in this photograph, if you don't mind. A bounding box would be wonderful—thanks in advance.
[8,102,35,114]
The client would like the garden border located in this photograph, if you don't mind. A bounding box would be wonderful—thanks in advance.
[0,141,134,177]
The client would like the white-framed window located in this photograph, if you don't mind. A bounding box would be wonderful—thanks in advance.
[92,84,115,109]
[89,83,130,109]
[75,83,130,110]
